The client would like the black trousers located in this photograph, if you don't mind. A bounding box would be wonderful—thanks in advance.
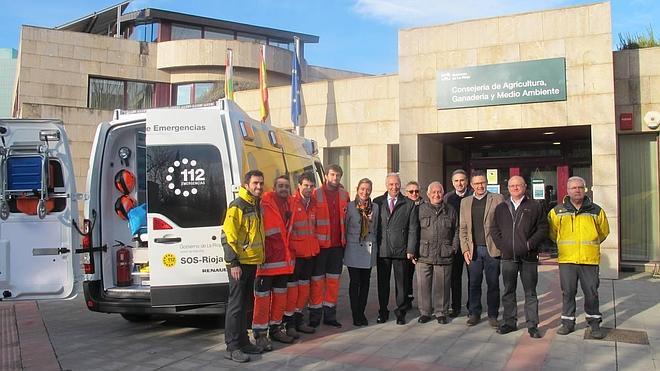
[450,250,467,314]
[501,260,539,328]
[225,264,257,351]
[377,257,411,316]
[559,263,601,326]
[348,267,372,321]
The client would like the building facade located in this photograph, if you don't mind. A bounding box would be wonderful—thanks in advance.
[0,48,17,117]
[10,2,660,277]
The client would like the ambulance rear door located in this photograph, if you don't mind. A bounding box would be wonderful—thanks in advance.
[0,120,80,301]
[146,108,234,307]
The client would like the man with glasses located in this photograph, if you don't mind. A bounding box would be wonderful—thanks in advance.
[459,170,503,328]
[493,176,547,338]
[549,176,609,339]
[404,181,423,309]
[443,169,473,317]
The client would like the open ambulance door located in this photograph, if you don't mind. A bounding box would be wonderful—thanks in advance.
[145,109,234,307]
[0,120,80,301]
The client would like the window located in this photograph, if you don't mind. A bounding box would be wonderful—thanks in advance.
[171,23,202,40]
[204,28,235,40]
[268,39,292,50]
[284,154,315,188]
[130,23,160,42]
[88,78,155,110]
[324,147,350,191]
[388,144,399,173]
[147,144,227,227]
[174,82,225,106]
[237,32,266,44]
[243,145,287,192]
[619,134,659,261]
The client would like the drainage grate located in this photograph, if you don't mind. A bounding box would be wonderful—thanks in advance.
[584,327,650,344]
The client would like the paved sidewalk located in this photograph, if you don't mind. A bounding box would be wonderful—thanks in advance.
[1,263,659,370]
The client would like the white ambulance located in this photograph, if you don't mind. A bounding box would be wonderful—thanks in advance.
[81,99,323,321]
[0,119,81,301]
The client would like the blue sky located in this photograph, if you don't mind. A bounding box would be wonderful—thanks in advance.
[0,0,657,74]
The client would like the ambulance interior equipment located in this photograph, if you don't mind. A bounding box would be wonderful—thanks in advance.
[0,120,79,301]
[81,99,323,320]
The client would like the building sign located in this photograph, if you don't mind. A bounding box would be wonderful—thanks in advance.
[437,58,567,109]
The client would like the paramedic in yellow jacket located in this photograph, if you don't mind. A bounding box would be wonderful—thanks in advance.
[548,176,609,340]
[222,170,266,363]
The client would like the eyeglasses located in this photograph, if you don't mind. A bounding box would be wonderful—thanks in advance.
[407,190,420,194]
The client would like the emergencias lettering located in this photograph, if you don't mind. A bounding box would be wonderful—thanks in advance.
[150,124,206,133]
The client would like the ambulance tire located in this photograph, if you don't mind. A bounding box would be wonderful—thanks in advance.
[37,199,47,219]
[0,201,8,220]
[120,313,153,322]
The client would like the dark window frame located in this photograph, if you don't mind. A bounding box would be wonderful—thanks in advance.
[88,76,156,110]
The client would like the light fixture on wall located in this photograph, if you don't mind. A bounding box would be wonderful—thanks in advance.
[644,111,660,130]
[463,136,474,139]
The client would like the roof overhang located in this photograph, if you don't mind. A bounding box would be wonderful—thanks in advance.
[55,0,131,34]
[121,8,319,43]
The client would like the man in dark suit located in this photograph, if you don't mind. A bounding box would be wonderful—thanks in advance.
[443,169,473,317]
[374,173,419,325]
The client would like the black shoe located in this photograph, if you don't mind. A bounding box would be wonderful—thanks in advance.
[449,309,460,318]
[225,349,250,363]
[528,327,542,338]
[240,343,263,354]
[417,315,432,324]
[308,320,320,328]
[360,318,368,326]
[377,312,389,324]
[590,324,605,339]
[497,324,517,335]
[466,315,480,326]
[437,316,449,324]
[396,315,406,325]
[323,320,342,328]
[556,324,574,335]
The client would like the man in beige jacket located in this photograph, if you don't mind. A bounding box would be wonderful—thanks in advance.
[459,170,504,328]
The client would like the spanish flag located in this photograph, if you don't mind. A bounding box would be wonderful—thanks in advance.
[259,45,269,122]
[224,48,234,100]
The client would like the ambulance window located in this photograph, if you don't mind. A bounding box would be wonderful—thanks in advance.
[147,144,226,228]
[284,154,315,187]
[243,145,286,192]
[136,130,147,204]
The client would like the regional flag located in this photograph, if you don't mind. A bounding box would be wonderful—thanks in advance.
[291,49,301,128]
[259,45,269,122]
[225,48,234,100]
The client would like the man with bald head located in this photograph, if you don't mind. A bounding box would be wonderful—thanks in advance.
[415,182,459,324]
[374,173,419,325]
[492,176,548,338]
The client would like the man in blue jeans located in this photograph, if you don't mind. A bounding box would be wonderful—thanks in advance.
[459,171,504,328]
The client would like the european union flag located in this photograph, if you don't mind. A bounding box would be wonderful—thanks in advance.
[291,51,301,128]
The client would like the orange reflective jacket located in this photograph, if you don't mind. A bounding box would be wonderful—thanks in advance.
[258,191,295,276]
[313,185,349,248]
[289,191,320,258]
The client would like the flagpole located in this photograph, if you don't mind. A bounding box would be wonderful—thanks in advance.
[292,36,302,136]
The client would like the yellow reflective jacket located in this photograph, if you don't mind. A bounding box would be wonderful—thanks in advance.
[222,187,265,266]
[548,196,609,265]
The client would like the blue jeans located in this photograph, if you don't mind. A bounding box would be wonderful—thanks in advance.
[467,245,501,319]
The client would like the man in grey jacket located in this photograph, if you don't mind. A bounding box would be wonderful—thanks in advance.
[374,173,419,325]
[416,182,459,325]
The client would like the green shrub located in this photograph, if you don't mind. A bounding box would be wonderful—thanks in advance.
[618,26,659,50]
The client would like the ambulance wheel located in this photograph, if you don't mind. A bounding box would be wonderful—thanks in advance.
[0,202,8,220]
[37,199,47,219]
[121,313,153,322]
